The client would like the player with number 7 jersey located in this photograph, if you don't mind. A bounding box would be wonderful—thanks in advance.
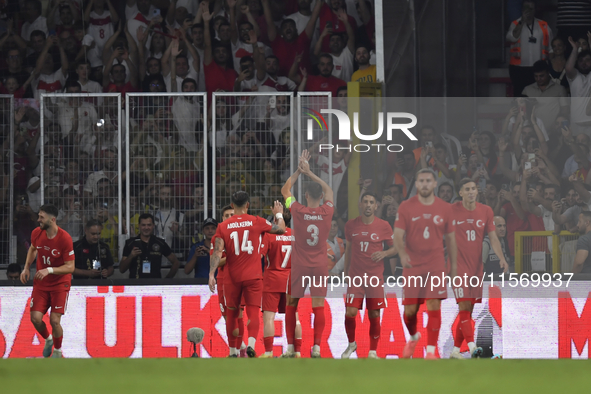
[209,192,286,358]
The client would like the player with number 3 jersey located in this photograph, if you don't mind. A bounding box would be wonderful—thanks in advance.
[281,150,334,358]
[209,192,286,358]
[394,169,457,359]
[449,178,508,360]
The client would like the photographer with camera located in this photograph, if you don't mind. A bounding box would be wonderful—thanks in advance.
[73,219,114,279]
[184,217,217,279]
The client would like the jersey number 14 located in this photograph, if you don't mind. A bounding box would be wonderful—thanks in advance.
[230,230,254,255]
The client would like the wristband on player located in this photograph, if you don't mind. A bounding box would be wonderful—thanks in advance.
[275,213,284,220]
[47,267,54,274]
[285,196,295,208]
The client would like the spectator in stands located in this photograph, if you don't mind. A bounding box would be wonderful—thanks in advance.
[300,53,346,96]
[184,217,217,278]
[103,58,138,97]
[6,263,21,281]
[84,147,118,198]
[73,218,115,279]
[314,9,355,82]
[413,125,461,166]
[286,0,319,47]
[520,174,557,234]
[83,0,119,70]
[23,30,46,73]
[188,22,206,90]
[566,37,591,136]
[327,217,345,275]
[262,0,322,76]
[13,193,38,264]
[351,44,376,82]
[202,5,237,98]
[76,61,102,94]
[153,184,186,257]
[385,150,416,198]
[32,35,68,100]
[506,0,553,97]
[57,80,99,154]
[163,36,199,92]
[120,213,181,279]
[574,210,591,273]
[21,0,48,45]
[437,181,455,203]
[548,37,569,90]
[27,159,59,213]
[499,183,528,257]
[560,126,590,178]
[126,0,163,48]
[229,0,272,73]
[552,175,590,232]
[318,0,357,54]
[522,60,569,131]
[60,160,82,198]
[1,48,31,94]
[59,188,84,241]
[483,216,512,275]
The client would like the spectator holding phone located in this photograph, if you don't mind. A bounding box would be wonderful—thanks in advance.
[184,217,217,278]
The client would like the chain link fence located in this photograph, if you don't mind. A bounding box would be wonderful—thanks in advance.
[211,92,293,221]
[0,95,13,267]
[126,92,207,263]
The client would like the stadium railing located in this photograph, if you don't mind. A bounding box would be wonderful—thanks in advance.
[514,231,579,274]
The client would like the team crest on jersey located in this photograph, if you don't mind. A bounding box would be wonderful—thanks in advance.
[370,233,379,240]
[476,220,484,228]
[152,243,160,252]
[433,215,443,225]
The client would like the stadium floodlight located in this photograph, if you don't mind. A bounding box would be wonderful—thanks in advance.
[186,328,205,358]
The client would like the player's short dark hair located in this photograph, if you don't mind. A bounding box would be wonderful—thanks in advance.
[220,205,233,217]
[85,218,103,229]
[7,263,21,274]
[533,60,550,74]
[232,191,250,207]
[416,168,437,180]
[181,78,197,90]
[139,213,155,224]
[39,204,59,218]
[458,178,476,190]
[305,183,323,200]
[360,192,378,202]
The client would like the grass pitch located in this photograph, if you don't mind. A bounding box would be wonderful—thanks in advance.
[1,359,589,394]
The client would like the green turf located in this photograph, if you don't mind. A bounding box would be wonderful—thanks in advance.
[1,359,590,394]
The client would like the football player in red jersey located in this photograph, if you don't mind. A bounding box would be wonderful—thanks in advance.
[20,204,75,358]
[394,169,457,359]
[449,178,508,359]
[281,150,334,358]
[341,192,397,359]
[209,192,285,357]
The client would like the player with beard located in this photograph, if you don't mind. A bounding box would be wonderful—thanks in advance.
[449,179,508,359]
[566,36,591,134]
[351,44,376,82]
[209,193,286,358]
[394,169,457,359]
[20,204,75,358]
[341,193,397,359]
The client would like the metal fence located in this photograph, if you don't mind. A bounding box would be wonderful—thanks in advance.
[40,93,122,259]
[0,95,13,267]
[126,92,207,262]
[514,231,579,274]
[211,92,293,220]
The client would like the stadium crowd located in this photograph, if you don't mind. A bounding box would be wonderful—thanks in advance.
[1,0,591,279]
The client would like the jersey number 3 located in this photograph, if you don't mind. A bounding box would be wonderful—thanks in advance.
[307,224,319,246]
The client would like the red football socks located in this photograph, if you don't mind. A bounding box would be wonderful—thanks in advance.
[294,338,302,353]
[369,317,380,351]
[53,335,63,350]
[312,306,325,346]
[459,310,475,344]
[236,316,244,347]
[263,336,273,353]
[427,310,441,347]
[404,313,417,336]
[344,316,356,343]
[245,306,260,342]
[226,309,239,349]
[37,324,50,340]
[454,316,465,348]
[285,306,297,345]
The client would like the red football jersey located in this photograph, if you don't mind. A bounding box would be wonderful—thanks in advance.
[394,196,454,273]
[210,234,227,281]
[214,214,273,282]
[290,200,334,268]
[261,228,293,293]
[31,227,74,291]
[345,216,394,279]
[451,202,495,276]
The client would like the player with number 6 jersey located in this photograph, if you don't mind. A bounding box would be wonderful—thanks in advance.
[209,192,286,358]
[341,192,397,359]
[21,204,75,359]
[281,150,334,358]
[449,179,508,360]
[394,169,457,359]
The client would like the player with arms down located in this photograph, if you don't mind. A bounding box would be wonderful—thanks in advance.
[341,192,397,359]
[449,178,509,359]
[394,169,457,359]
[20,204,75,358]
[281,150,334,358]
[209,192,286,358]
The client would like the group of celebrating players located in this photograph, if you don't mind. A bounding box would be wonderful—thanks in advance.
[19,149,509,360]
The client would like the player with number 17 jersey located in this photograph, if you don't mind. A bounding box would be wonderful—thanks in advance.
[290,200,333,297]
